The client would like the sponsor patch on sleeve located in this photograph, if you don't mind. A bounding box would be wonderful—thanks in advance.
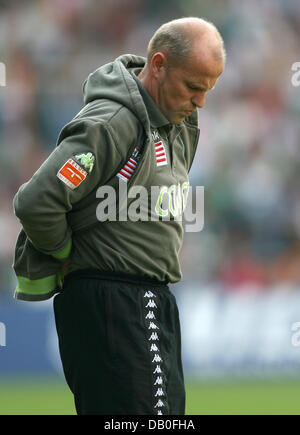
[57,158,88,190]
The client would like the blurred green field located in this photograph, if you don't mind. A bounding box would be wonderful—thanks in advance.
[1,377,300,415]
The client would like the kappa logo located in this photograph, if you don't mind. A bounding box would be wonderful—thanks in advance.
[146,311,156,319]
[146,299,157,308]
[152,354,163,363]
[154,376,163,385]
[149,322,159,330]
[74,152,95,173]
[144,291,156,298]
[149,332,159,341]
[155,399,165,409]
[143,289,166,414]
[153,365,162,374]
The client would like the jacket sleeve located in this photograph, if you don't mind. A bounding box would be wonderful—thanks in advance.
[13,119,122,256]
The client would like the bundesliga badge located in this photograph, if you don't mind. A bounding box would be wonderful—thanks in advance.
[57,159,88,190]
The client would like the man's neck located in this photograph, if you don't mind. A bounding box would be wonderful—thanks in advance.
[136,68,157,106]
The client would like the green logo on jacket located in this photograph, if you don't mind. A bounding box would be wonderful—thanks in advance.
[75,152,95,173]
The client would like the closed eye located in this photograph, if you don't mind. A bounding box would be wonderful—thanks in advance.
[187,82,215,92]
[187,83,201,91]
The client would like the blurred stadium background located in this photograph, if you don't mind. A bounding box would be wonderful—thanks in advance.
[1,0,300,415]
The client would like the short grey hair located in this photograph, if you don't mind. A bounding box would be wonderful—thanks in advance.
[147,22,191,67]
[146,17,226,67]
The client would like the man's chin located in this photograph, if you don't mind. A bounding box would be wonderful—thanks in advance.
[169,114,186,125]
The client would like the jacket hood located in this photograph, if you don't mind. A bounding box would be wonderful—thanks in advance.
[83,54,150,132]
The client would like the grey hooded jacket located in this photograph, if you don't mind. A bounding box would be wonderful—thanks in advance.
[13,54,200,301]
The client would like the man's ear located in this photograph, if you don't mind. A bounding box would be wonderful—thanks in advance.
[150,52,168,79]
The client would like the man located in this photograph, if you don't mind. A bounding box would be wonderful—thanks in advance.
[13,17,225,415]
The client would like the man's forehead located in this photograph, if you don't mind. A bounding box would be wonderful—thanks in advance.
[178,55,223,76]
[186,35,225,69]
[183,52,224,80]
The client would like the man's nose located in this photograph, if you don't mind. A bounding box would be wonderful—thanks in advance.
[191,92,206,108]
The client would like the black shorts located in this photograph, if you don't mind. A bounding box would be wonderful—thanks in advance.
[53,271,185,415]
